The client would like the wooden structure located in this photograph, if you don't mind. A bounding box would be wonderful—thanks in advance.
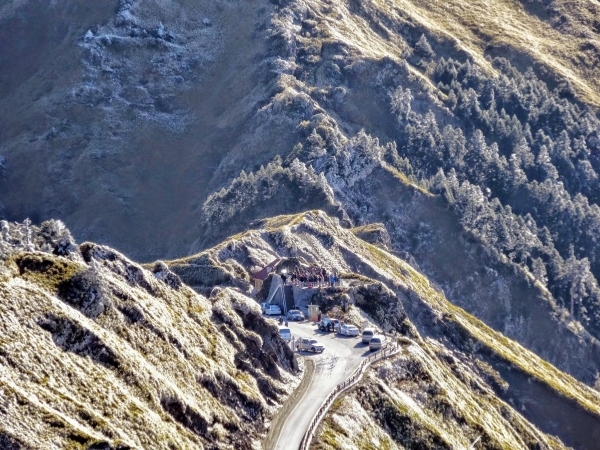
[251,258,281,291]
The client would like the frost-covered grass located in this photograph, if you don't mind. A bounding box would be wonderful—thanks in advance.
[0,221,300,449]
[313,341,569,450]
[359,234,600,417]
[288,0,600,107]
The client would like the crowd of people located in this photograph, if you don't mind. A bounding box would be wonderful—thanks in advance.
[281,266,341,288]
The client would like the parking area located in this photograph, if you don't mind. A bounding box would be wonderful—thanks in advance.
[273,320,374,450]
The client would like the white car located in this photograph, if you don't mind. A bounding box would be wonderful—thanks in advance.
[297,337,325,353]
[369,335,386,351]
[339,324,359,336]
[264,304,282,315]
[362,327,375,344]
[278,326,291,342]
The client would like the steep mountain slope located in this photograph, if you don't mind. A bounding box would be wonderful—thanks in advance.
[196,0,600,386]
[0,219,299,449]
[168,210,600,449]
[0,0,285,260]
[1,0,599,261]
[2,0,600,437]
[2,211,600,448]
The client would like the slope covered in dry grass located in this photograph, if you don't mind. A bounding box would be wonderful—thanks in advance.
[0,220,299,449]
[385,0,600,105]
[2,209,600,448]
[2,0,598,261]
[295,0,600,106]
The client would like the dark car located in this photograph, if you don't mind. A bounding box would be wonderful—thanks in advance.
[319,318,340,332]
[287,309,305,321]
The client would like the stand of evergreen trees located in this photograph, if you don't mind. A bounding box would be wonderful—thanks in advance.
[387,48,600,338]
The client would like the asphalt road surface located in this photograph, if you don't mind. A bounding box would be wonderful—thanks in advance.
[273,320,371,450]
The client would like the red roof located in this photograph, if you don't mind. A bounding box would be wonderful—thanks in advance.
[252,258,281,281]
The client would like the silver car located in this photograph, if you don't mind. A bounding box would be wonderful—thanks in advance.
[340,324,359,336]
[264,304,282,315]
[297,337,325,353]
[287,309,305,321]
[369,335,386,351]
[278,326,291,342]
[362,328,375,344]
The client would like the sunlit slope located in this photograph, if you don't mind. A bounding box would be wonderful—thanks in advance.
[308,0,600,106]
[196,210,600,448]
[0,220,299,449]
[187,210,600,419]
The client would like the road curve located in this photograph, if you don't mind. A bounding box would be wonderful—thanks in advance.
[273,321,370,450]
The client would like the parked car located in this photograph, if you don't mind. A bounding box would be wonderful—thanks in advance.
[297,337,325,353]
[319,318,340,332]
[264,304,282,316]
[369,335,386,351]
[278,326,291,342]
[339,324,359,336]
[260,302,269,313]
[287,309,305,321]
[362,328,375,344]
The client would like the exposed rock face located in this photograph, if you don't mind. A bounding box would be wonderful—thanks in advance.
[350,223,392,250]
[0,220,299,449]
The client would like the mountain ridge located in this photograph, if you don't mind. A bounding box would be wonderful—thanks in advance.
[0,218,299,449]
[2,210,600,448]
[2,0,600,447]
[166,209,600,449]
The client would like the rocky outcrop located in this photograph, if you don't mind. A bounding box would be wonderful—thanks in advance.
[350,223,392,250]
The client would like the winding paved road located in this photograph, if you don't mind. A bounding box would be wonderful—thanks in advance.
[273,321,371,450]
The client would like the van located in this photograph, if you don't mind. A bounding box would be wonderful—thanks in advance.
[264,304,282,316]
[361,328,375,344]
[278,326,291,342]
[369,335,386,351]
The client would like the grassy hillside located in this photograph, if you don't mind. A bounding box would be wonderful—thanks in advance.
[2,210,600,448]
[1,0,598,261]
[0,219,299,449]
[356,0,600,106]
[0,0,284,260]
[251,0,600,373]
[2,0,600,447]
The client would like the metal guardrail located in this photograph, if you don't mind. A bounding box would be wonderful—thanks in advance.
[298,342,401,450]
